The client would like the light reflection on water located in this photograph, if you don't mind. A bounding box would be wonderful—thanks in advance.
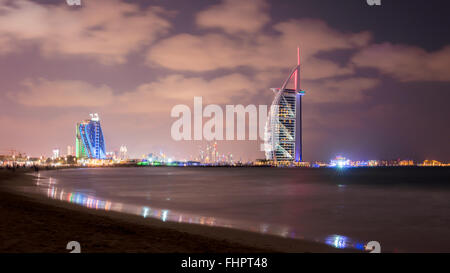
[324,235,367,251]
[31,173,363,250]
[23,167,450,252]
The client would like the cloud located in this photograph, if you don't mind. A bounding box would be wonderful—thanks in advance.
[273,19,371,54]
[147,18,370,79]
[9,72,260,112]
[0,0,171,64]
[9,78,114,107]
[9,72,379,115]
[114,73,380,117]
[147,33,244,72]
[0,35,14,54]
[196,0,270,34]
[117,73,259,113]
[305,77,380,103]
[352,43,450,82]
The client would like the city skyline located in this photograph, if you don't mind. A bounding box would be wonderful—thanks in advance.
[0,0,449,162]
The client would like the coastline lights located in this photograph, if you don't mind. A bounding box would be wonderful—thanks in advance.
[38,179,369,250]
[325,235,349,249]
[325,234,365,250]
[330,156,351,168]
[142,206,150,218]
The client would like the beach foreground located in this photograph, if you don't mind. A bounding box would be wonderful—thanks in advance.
[0,170,340,253]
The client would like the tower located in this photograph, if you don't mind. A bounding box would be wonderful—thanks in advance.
[76,114,106,159]
[265,48,305,163]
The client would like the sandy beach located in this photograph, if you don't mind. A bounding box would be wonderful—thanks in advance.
[0,169,341,253]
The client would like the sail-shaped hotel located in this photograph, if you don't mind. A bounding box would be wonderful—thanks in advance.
[265,49,305,164]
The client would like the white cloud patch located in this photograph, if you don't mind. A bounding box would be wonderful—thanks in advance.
[352,43,450,82]
[0,0,171,64]
[305,77,380,104]
[9,73,260,113]
[147,18,370,79]
[117,73,259,113]
[196,0,270,34]
[9,78,114,107]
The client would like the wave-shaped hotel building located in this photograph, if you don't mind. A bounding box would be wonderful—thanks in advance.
[76,113,106,159]
[265,49,305,164]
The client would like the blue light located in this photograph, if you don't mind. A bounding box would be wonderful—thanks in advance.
[142,206,150,218]
[325,235,350,249]
[355,243,365,250]
[76,117,106,159]
[161,210,169,222]
[330,156,351,168]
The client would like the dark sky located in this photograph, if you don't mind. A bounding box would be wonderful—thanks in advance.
[0,0,449,162]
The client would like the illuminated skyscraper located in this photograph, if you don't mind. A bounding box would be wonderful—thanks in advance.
[119,145,128,160]
[76,114,106,159]
[265,48,305,163]
[52,148,60,159]
[67,145,75,156]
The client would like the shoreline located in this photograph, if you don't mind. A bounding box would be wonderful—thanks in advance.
[0,169,343,253]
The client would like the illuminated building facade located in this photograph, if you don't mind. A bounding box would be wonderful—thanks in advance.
[52,148,60,159]
[67,145,75,156]
[119,145,128,160]
[399,160,414,166]
[76,114,106,159]
[422,160,444,166]
[265,49,305,163]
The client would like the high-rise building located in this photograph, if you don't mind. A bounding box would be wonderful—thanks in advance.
[119,145,128,160]
[76,113,106,159]
[265,48,305,163]
[67,145,75,156]
[52,148,60,159]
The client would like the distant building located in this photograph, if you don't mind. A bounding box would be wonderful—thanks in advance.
[52,148,60,159]
[76,113,106,159]
[422,160,442,166]
[330,156,351,168]
[66,155,77,165]
[67,145,75,156]
[254,159,271,166]
[119,145,128,160]
[399,160,414,166]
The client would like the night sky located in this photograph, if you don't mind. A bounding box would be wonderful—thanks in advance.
[0,0,449,162]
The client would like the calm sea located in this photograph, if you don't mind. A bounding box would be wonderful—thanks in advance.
[30,167,450,252]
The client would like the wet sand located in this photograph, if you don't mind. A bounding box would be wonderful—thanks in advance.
[0,169,341,253]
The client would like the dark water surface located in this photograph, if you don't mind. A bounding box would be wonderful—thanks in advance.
[30,167,450,252]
